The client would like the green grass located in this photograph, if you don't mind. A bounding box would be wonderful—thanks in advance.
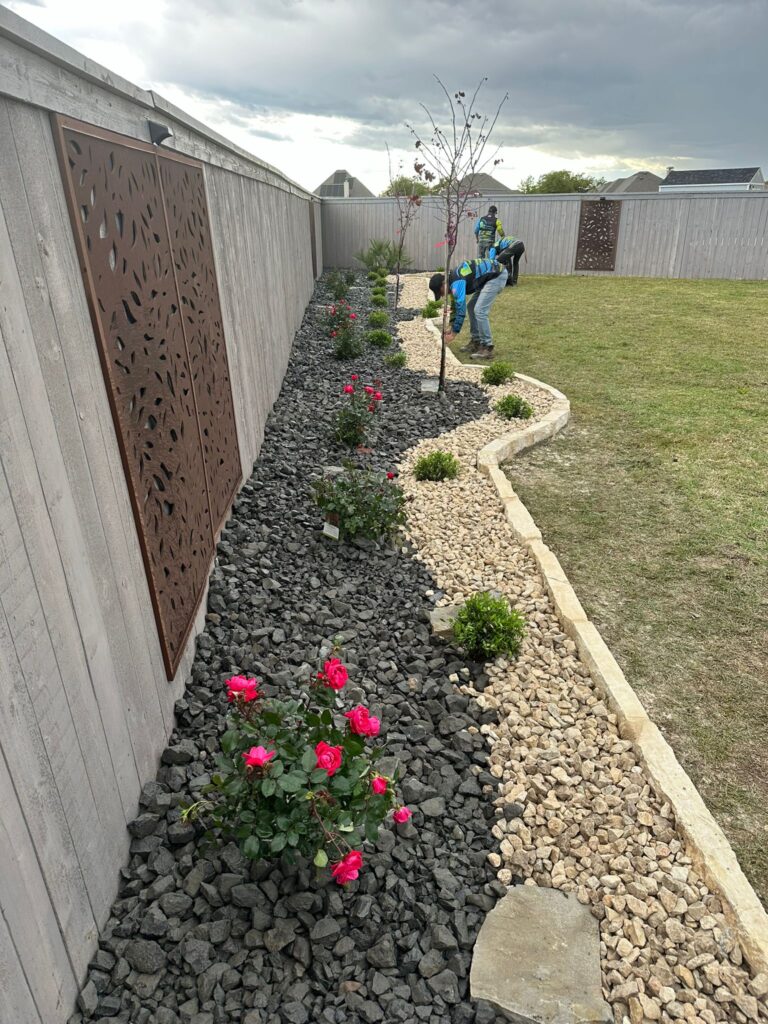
[478,275,768,903]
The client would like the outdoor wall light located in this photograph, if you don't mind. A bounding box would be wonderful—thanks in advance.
[148,120,174,146]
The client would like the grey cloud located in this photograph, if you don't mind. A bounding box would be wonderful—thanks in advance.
[143,0,768,169]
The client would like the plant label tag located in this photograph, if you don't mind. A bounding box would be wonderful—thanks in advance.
[323,522,340,541]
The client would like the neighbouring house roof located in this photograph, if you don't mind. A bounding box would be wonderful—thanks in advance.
[601,171,663,194]
[458,173,520,195]
[314,169,374,198]
[660,167,762,186]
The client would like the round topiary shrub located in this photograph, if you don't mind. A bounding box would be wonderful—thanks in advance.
[371,286,387,298]
[371,294,388,308]
[481,361,515,386]
[367,271,380,281]
[365,330,393,348]
[494,394,533,420]
[453,591,525,661]
[368,311,389,328]
[413,450,460,482]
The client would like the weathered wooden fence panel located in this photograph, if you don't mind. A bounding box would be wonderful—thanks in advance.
[0,8,321,1020]
[321,193,768,280]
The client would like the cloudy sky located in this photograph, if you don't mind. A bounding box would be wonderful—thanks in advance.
[6,0,767,193]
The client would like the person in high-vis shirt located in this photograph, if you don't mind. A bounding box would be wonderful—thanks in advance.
[474,205,504,258]
[428,258,508,358]
[490,234,526,286]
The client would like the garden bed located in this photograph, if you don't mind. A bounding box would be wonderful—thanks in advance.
[68,272,768,1024]
[68,274,513,1024]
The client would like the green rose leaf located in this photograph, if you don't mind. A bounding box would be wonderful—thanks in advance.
[313,848,329,868]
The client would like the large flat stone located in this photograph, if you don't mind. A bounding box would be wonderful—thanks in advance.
[470,887,612,1024]
[429,603,461,640]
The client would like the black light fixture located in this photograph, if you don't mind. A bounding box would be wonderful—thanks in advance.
[148,120,173,146]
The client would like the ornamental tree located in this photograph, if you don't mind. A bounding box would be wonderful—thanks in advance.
[408,78,508,393]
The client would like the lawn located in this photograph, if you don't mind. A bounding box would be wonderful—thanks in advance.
[474,275,768,902]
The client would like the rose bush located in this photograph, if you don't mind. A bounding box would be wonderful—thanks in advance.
[322,300,357,336]
[206,654,411,884]
[332,376,383,448]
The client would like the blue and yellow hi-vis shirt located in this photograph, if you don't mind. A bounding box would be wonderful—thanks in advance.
[474,215,504,247]
[448,258,504,334]
[489,235,519,260]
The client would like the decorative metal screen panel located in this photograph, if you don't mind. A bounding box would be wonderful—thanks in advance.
[159,158,241,529]
[308,202,318,279]
[53,116,241,677]
[575,199,622,271]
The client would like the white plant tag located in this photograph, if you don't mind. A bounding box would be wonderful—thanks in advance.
[322,522,340,541]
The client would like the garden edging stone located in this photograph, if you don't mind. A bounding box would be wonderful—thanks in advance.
[421,280,768,978]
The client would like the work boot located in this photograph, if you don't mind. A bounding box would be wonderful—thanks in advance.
[475,346,495,360]
[460,338,481,353]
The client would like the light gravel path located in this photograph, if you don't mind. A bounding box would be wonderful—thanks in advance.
[394,274,768,1024]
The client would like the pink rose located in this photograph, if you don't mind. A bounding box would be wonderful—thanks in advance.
[226,675,260,703]
[393,807,412,823]
[331,850,363,885]
[344,705,380,737]
[350,313,357,320]
[386,472,395,480]
[315,741,343,777]
[331,330,337,337]
[343,384,354,394]
[322,658,348,691]
[371,776,388,795]
[351,374,359,381]
[368,403,376,413]
[364,386,374,395]
[242,745,276,768]
[374,392,383,401]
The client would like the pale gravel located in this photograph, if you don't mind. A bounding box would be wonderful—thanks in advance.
[393,274,768,1024]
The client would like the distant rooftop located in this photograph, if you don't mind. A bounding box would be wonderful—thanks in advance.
[661,167,761,186]
[458,172,520,195]
[601,171,663,194]
[315,169,374,198]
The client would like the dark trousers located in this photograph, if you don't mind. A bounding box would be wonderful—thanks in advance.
[504,240,525,285]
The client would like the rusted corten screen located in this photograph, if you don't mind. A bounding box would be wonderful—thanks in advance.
[159,158,242,529]
[308,201,318,278]
[575,199,622,271]
[53,116,241,677]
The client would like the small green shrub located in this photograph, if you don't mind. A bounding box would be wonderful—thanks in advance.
[368,311,389,328]
[344,270,356,286]
[371,294,388,308]
[365,330,393,348]
[367,271,380,281]
[481,361,515,386]
[384,351,407,368]
[494,394,533,420]
[421,300,442,318]
[355,239,394,273]
[371,286,387,298]
[353,239,412,273]
[333,327,363,360]
[453,592,525,661]
[313,467,406,540]
[327,270,350,301]
[413,451,460,482]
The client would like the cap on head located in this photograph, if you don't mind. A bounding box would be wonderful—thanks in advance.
[489,205,498,215]
[428,272,445,300]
